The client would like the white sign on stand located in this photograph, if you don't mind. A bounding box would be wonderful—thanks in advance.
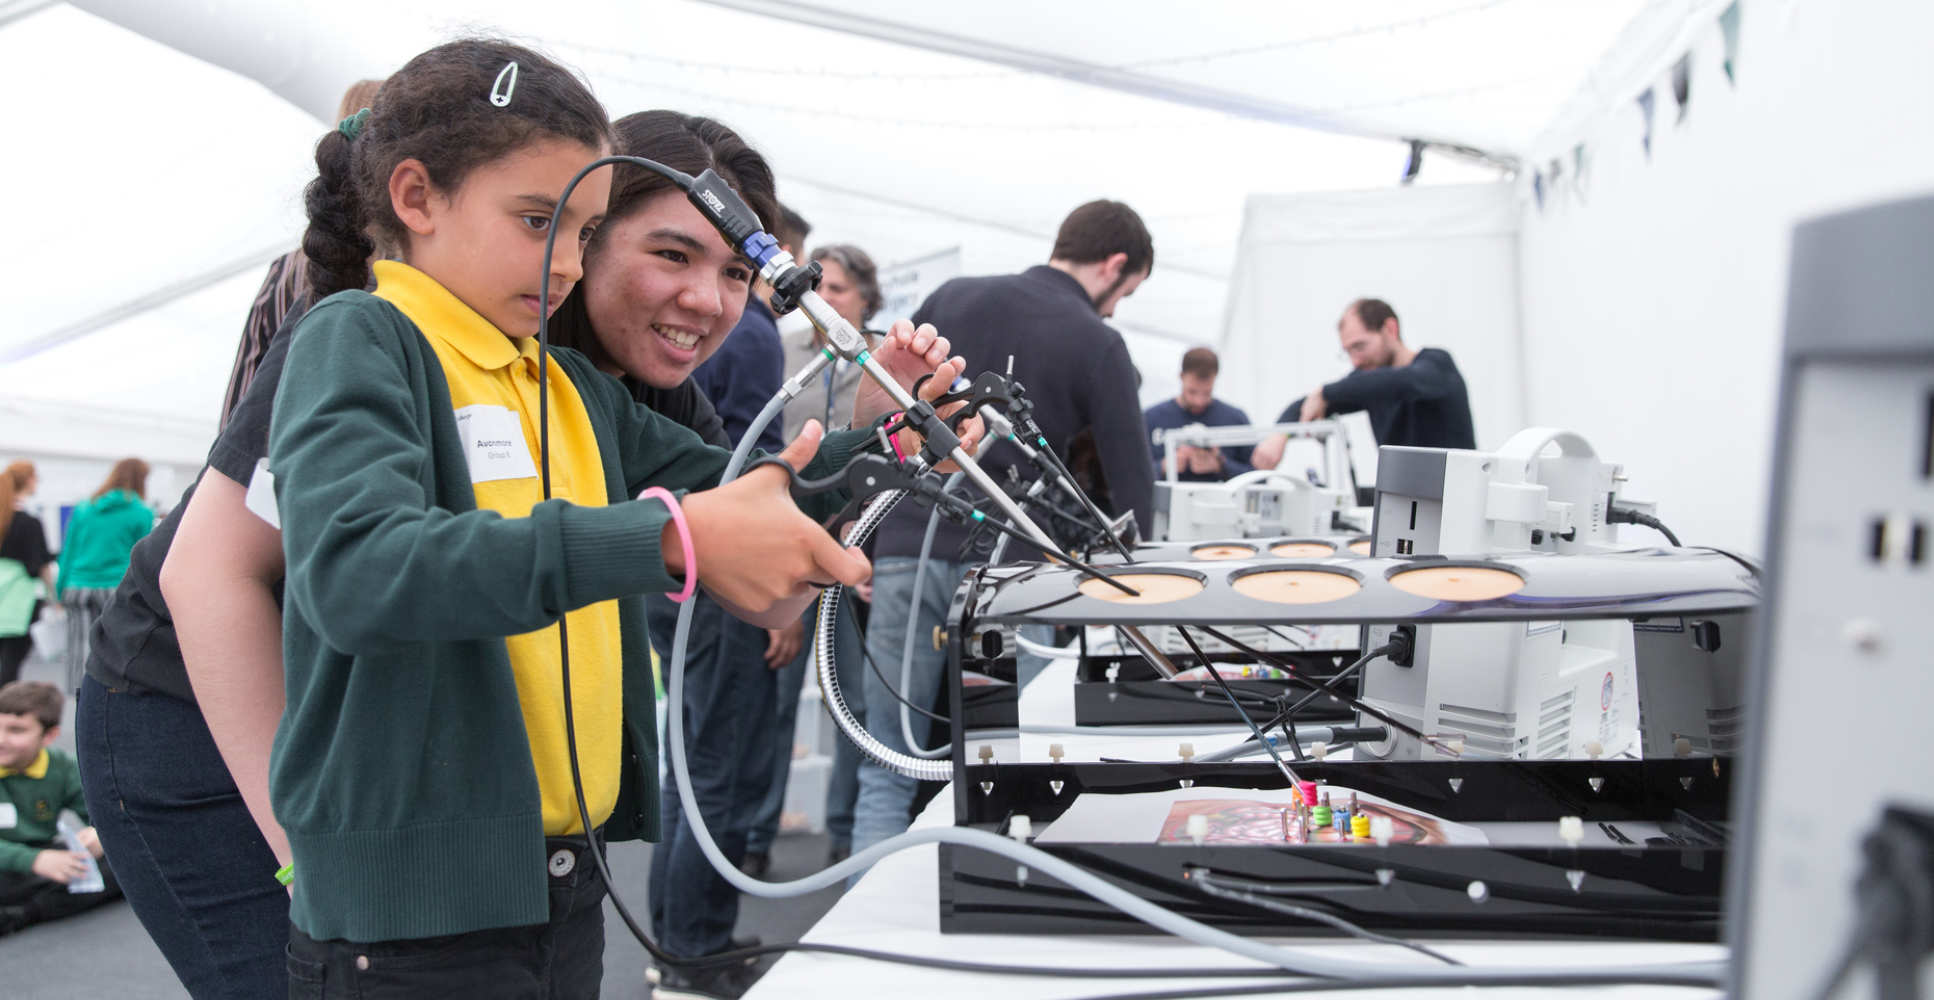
[877,247,961,324]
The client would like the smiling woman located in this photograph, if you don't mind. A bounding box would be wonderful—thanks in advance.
[549,110,779,388]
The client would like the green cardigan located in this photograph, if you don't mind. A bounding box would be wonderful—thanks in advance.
[0,748,86,872]
[268,290,865,942]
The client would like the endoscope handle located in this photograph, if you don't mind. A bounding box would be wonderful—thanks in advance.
[742,452,941,508]
[685,168,766,257]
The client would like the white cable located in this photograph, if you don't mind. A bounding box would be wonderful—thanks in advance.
[1013,631,1081,661]
[895,472,963,758]
[658,391,1726,985]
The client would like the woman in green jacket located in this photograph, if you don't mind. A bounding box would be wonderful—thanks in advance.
[58,458,153,692]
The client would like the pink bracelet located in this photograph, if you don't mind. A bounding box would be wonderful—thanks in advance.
[638,487,697,603]
[886,411,908,463]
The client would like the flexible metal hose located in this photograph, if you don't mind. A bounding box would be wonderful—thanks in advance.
[813,488,952,781]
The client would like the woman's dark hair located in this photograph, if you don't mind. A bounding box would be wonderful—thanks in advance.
[550,110,779,365]
[302,38,612,300]
[810,244,883,325]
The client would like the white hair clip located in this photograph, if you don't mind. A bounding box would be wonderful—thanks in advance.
[490,60,518,108]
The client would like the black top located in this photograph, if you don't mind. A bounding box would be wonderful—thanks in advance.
[0,511,51,578]
[692,298,785,453]
[85,324,296,701]
[1276,348,1476,451]
[1,509,52,630]
[628,377,730,450]
[1142,397,1255,482]
[874,265,1154,561]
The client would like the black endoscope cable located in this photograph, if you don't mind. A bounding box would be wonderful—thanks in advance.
[1172,626,1303,788]
[851,602,949,724]
[1184,868,1461,967]
[1607,505,1682,547]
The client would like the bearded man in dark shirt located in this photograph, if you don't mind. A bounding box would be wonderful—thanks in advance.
[1252,297,1476,471]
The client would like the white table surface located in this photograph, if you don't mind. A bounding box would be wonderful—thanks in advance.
[747,653,1725,999]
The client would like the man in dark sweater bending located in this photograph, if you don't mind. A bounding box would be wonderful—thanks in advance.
[851,200,1156,855]
[1252,298,1475,472]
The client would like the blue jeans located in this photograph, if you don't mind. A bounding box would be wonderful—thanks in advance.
[850,557,967,855]
[75,673,289,1000]
[746,597,865,854]
[645,594,774,960]
[744,608,806,857]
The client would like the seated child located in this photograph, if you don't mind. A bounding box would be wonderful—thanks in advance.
[0,681,120,935]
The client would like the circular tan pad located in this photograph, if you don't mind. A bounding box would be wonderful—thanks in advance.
[1192,543,1256,560]
[1269,541,1335,558]
[1077,572,1205,604]
[1347,539,1373,556]
[1388,566,1525,602]
[1231,570,1360,604]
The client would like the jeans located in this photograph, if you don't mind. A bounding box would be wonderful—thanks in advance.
[743,608,807,858]
[62,587,114,694]
[746,596,866,854]
[645,593,773,960]
[849,557,967,856]
[284,833,606,1000]
[75,674,290,1000]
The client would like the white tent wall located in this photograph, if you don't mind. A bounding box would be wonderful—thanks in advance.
[14,1,1531,471]
[1516,0,1934,556]
[1217,182,1523,486]
[3,396,203,540]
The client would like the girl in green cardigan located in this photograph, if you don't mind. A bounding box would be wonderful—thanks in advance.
[263,38,971,998]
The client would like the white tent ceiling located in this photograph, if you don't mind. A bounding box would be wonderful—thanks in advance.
[4,0,1676,460]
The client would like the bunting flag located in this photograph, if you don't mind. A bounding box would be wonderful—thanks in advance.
[1533,170,1546,212]
[1637,88,1657,157]
[1720,1,1743,84]
[1672,53,1693,123]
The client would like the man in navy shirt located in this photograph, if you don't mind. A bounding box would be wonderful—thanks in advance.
[1253,298,1476,471]
[854,200,1156,855]
[1144,347,1253,481]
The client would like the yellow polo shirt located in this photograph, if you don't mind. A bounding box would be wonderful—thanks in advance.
[375,261,621,836]
[0,747,48,779]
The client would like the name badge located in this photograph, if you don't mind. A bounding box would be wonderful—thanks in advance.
[454,405,538,484]
[0,802,15,829]
[244,458,280,529]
